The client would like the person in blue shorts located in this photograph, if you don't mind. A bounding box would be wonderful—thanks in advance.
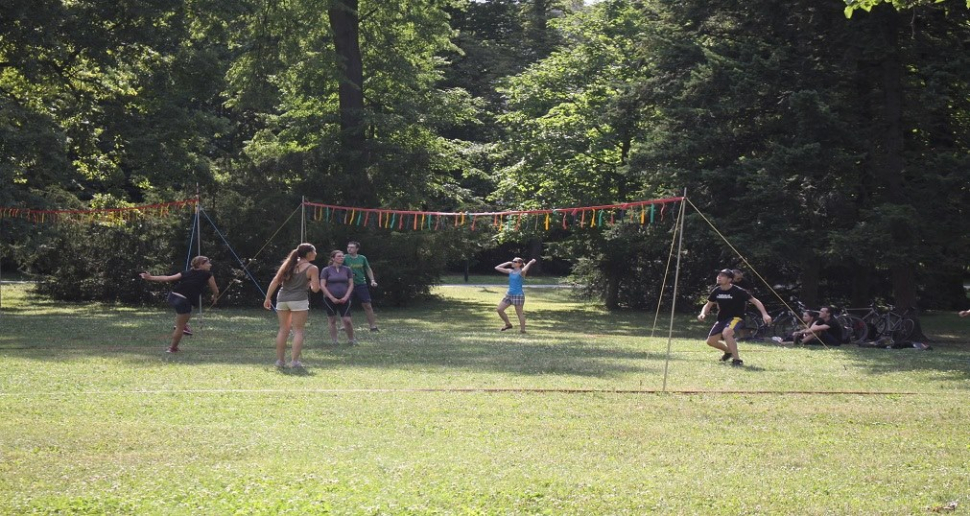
[495,257,537,333]
[698,269,771,367]
[345,241,379,332]
[140,256,219,353]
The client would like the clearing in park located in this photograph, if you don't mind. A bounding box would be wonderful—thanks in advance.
[1,282,969,514]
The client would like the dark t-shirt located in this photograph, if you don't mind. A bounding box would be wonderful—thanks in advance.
[820,316,843,343]
[322,265,353,299]
[707,285,752,321]
[171,269,212,306]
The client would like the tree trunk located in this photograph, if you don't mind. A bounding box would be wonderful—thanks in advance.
[328,0,375,204]
[800,256,820,308]
[873,6,921,334]
[527,239,542,275]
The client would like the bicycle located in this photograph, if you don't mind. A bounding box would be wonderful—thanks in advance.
[833,307,868,344]
[855,303,915,342]
[739,300,809,341]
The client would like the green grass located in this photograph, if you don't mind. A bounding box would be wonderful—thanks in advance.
[2,283,970,514]
[439,273,566,285]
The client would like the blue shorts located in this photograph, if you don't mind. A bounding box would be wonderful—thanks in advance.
[167,293,194,315]
[709,317,744,337]
[352,283,372,304]
[324,298,352,318]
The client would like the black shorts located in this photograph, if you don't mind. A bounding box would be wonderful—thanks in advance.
[324,298,352,318]
[708,317,744,337]
[167,293,194,315]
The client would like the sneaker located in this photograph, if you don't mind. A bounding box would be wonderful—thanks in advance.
[370,327,380,332]
[720,352,733,362]
[173,325,193,336]
[771,336,783,343]
[166,346,179,353]
[350,339,359,346]
[731,358,744,367]
[275,360,285,368]
[289,360,303,369]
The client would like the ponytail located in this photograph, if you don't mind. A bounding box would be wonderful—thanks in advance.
[281,243,316,281]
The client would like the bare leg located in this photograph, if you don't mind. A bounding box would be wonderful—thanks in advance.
[290,311,309,363]
[496,301,513,329]
[705,334,729,353]
[722,327,740,359]
[343,315,355,343]
[328,316,339,343]
[171,313,191,350]
[275,310,292,363]
[362,302,377,329]
[513,304,526,332]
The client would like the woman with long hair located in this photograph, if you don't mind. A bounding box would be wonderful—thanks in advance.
[140,256,219,353]
[264,243,320,368]
[320,250,356,345]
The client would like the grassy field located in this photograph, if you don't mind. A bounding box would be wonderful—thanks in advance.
[1,282,969,514]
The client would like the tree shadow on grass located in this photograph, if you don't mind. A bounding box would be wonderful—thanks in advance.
[3,294,968,387]
[0,295,685,381]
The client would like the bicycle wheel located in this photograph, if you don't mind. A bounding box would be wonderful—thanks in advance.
[740,311,764,340]
[837,315,868,344]
[863,313,882,340]
[772,313,800,339]
[894,318,915,341]
[875,313,902,341]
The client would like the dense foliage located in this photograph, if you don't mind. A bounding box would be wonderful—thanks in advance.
[1,0,967,316]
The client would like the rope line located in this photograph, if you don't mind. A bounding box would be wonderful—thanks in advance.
[199,209,270,303]
[0,387,927,397]
[683,197,824,346]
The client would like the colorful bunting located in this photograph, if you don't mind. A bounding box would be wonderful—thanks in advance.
[301,197,683,232]
[0,200,198,225]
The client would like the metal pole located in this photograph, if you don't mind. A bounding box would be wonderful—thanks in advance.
[662,188,688,393]
[301,196,306,243]
[196,185,203,328]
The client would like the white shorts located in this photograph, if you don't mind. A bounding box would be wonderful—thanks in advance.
[276,299,310,311]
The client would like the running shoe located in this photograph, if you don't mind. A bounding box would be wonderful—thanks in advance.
[731,359,744,367]
[173,325,193,336]
[166,346,179,353]
[275,360,285,368]
[720,352,733,361]
[289,361,303,369]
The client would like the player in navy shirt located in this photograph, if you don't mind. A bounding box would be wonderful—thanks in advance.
[141,256,218,353]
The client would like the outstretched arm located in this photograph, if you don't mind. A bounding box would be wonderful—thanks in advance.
[521,259,538,277]
[698,301,716,321]
[140,271,182,283]
[750,297,772,324]
[207,276,219,304]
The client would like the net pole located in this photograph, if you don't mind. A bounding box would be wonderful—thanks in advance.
[195,186,203,332]
[662,189,688,393]
[301,196,306,243]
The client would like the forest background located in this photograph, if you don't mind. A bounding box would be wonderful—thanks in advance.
[2,0,968,322]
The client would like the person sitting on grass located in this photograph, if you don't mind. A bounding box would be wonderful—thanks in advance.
[798,306,843,346]
[140,256,218,353]
[772,310,817,344]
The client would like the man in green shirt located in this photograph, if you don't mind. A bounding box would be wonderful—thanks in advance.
[345,241,379,331]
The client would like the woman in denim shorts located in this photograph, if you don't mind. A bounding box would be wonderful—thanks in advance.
[140,256,218,353]
[264,243,320,368]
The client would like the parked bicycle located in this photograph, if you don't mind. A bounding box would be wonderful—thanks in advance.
[855,303,915,342]
[740,300,810,341]
[833,307,868,344]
